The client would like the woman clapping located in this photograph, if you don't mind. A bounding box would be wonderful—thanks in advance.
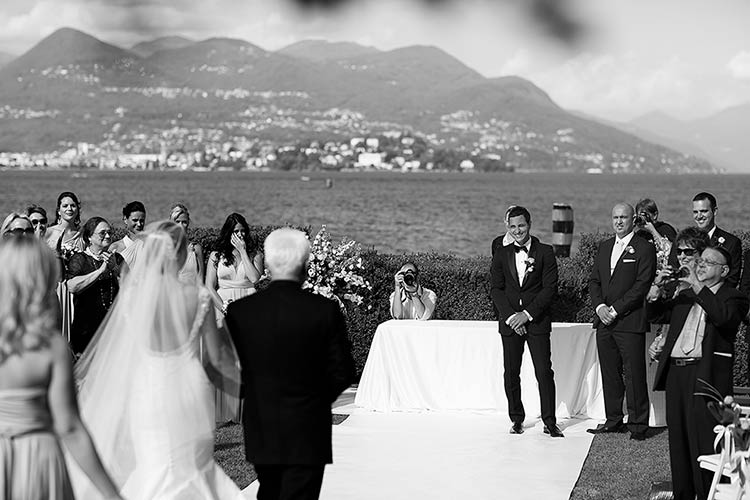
[66,217,127,356]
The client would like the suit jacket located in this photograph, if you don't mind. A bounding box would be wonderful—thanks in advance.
[711,227,742,288]
[589,234,656,333]
[225,280,355,465]
[490,236,558,336]
[652,284,749,394]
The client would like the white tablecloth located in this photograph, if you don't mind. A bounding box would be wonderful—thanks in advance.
[355,320,666,426]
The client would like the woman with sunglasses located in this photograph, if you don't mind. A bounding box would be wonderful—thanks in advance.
[169,203,205,285]
[26,205,49,239]
[205,212,263,423]
[0,212,35,240]
[66,217,127,356]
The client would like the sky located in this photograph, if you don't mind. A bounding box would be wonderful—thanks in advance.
[0,0,748,122]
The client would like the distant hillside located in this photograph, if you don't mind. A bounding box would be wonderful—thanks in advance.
[278,40,379,61]
[630,106,750,173]
[130,35,194,58]
[0,27,718,174]
[0,51,14,68]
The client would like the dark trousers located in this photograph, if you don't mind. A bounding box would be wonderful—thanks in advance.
[501,332,557,426]
[254,464,325,500]
[595,329,650,432]
[665,364,716,500]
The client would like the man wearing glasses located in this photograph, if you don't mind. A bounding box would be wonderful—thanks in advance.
[26,205,48,239]
[650,246,749,500]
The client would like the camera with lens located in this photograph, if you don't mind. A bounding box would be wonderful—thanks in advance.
[634,211,653,226]
[400,270,417,287]
[668,266,690,280]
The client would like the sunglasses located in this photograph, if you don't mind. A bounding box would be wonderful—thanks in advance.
[7,227,35,236]
[697,258,727,268]
[95,230,113,238]
[675,248,697,256]
[30,219,47,226]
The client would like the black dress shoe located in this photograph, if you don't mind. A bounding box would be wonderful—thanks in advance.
[543,424,565,438]
[586,422,625,434]
[510,422,524,434]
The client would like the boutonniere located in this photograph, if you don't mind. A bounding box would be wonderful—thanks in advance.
[718,236,726,245]
[624,245,635,255]
[524,257,535,274]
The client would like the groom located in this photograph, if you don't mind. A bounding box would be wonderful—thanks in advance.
[225,228,355,500]
[490,206,562,437]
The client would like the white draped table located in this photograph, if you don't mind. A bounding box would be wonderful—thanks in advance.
[355,320,666,426]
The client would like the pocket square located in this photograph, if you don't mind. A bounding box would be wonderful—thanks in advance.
[622,259,636,263]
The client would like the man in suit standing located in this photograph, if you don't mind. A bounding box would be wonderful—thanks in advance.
[691,192,742,287]
[225,228,355,500]
[650,246,749,500]
[490,206,563,438]
[588,203,656,440]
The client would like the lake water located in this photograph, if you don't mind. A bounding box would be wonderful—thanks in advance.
[2,170,749,257]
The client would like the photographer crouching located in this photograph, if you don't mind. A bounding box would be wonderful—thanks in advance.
[390,262,437,320]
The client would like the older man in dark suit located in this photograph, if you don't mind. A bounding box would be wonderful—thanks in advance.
[490,206,562,437]
[650,246,749,500]
[588,203,657,440]
[225,228,355,500]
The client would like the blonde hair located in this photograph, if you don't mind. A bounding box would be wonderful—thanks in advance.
[0,237,60,363]
[169,203,189,222]
[1,211,31,235]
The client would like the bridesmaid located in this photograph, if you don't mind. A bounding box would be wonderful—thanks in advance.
[0,237,122,500]
[205,212,263,424]
[169,203,205,285]
[109,201,146,257]
[44,192,85,343]
[206,212,263,323]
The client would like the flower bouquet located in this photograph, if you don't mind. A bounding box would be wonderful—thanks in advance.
[303,225,371,311]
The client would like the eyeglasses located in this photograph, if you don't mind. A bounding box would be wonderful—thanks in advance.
[675,248,697,256]
[697,259,727,268]
[95,230,112,238]
[7,228,35,235]
[30,219,47,226]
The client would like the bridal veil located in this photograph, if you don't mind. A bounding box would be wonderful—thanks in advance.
[69,221,241,497]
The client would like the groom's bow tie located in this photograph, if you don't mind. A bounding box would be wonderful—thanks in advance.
[514,245,528,254]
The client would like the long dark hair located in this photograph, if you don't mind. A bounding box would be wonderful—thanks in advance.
[215,213,256,265]
[54,191,81,226]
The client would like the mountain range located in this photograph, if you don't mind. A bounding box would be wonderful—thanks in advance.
[0,27,726,173]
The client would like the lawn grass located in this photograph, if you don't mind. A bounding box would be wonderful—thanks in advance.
[570,428,672,500]
[216,415,672,499]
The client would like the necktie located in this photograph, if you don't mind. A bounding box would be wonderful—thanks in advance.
[679,304,705,355]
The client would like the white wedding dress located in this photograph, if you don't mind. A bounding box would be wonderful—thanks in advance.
[68,226,243,500]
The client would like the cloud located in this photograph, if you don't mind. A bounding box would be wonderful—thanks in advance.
[727,51,750,81]
[498,49,532,75]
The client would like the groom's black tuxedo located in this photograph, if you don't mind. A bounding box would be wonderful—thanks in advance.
[225,280,354,499]
[490,236,558,426]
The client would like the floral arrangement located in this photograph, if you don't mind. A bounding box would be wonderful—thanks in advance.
[697,379,750,498]
[303,225,371,309]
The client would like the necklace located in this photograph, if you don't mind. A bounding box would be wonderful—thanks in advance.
[85,248,116,310]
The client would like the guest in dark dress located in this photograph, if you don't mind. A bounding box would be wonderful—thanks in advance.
[66,217,126,355]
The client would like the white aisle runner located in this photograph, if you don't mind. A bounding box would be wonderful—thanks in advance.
[243,410,596,500]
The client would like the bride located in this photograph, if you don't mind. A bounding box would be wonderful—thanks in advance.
[69,220,244,499]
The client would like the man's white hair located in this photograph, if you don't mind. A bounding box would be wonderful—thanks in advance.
[264,228,310,277]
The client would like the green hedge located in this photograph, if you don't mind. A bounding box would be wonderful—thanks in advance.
[112,226,750,385]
